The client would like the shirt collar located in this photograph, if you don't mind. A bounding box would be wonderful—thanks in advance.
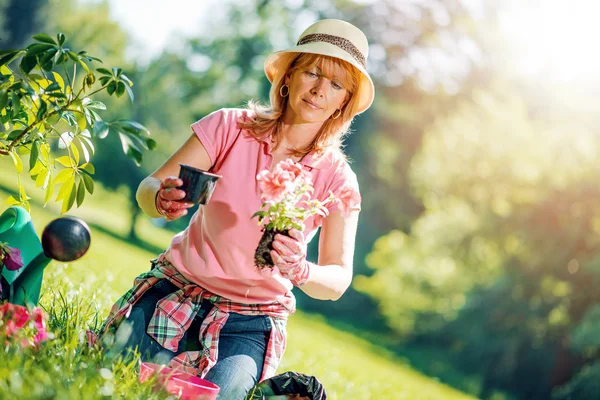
[256,135,329,170]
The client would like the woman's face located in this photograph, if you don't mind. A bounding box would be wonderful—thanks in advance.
[283,60,350,125]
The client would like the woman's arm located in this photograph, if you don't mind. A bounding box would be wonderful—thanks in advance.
[297,209,359,300]
[136,133,212,218]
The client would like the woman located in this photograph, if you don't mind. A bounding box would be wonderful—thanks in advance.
[98,19,374,399]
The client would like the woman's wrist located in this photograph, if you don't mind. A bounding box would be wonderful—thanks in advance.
[290,260,311,286]
[136,176,163,218]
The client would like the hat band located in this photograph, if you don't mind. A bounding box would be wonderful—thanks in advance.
[297,33,366,69]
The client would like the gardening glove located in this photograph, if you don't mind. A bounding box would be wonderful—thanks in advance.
[270,228,311,286]
[156,177,194,221]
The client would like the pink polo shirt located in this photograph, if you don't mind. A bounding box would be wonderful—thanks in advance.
[163,108,361,304]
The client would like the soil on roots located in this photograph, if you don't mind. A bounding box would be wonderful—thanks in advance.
[254,228,289,269]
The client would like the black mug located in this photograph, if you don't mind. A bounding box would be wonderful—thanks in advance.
[178,164,222,205]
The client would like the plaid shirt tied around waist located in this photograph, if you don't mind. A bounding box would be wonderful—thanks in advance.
[97,256,295,381]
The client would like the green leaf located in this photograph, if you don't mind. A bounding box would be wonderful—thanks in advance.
[83,107,93,126]
[43,177,53,206]
[32,34,57,45]
[81,172,94,194]
[118,132,129,154]
[81,162,95,174]
[120,74,133,86]
[27,43,54,56]
[80,135,95,156]
[78,138,90,162]
[115,81,126,97]
[66,51,79,62]
[10,150,22,173]
[127,147,143,166]
[112,67,123,77]
[0,89,7,109]
[57,33,65,46]
[56,176,74,202]
[44,82,60,93]
[77,58,90,73]
[106,81,116,95]
[87,100,106,110]
[5,195,20,206]
[63,183,77,214]
[36,99,47,121]
[114,120,150,135]
[70,142,80,165]
[146,138,157,151]
[93,121,109,139]
[55,155,75,167]
[96,67,112,76]
[29,141,39,170]
[98,76,112,86]
[0,50,23,68]
[63,111,76,126]
[76,178,85,207]
[41,58,54,72]
[10,91,20,118]
[54,168,74,184]
[51,72,65,91]
[252,211,266,219]
[35,168,49,188]
[124,83,134,101]
[88,109,102,122]
[20,55,37,74]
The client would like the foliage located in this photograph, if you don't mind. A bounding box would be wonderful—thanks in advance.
[0,180,477,400]
[0,32,154,214]
[357,84,600,398]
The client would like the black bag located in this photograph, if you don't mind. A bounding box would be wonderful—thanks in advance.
[245,371,327,399]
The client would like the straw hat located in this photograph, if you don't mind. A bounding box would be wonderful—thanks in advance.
[264,19,375,115]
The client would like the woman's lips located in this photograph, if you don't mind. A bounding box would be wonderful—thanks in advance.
[303,99,321,110]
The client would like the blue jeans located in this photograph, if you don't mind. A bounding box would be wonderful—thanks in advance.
[120,279,271,400]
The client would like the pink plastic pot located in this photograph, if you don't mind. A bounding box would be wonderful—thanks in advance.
[139,362,220,400]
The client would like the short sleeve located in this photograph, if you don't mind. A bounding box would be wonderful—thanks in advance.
[325,162,362,215]
[190,108,243,168]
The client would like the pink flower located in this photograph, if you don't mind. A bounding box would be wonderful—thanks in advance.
[279,159,311,184]
[31,307,46,330]
[34,328,49,344]
[337,185,361,217]
[2,246,24,271]
[0,303,50,346]
[256,165,295,202]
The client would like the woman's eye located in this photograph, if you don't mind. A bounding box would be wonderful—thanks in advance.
[305,71,318,78]
[332,82,343,90]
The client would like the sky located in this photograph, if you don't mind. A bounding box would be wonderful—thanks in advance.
[102,0,600,86]
[105,0,213,64]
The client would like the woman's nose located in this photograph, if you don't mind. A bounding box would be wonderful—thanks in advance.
[310,78,328,96]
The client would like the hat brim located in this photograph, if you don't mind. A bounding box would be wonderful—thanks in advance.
[264,42,374,115]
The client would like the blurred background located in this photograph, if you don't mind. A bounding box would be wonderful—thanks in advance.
[2,0,600,399]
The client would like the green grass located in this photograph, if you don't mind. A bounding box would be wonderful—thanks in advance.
[0,162,478,399]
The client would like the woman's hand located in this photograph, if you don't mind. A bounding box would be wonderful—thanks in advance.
[156,177,195,221]
[270,228,310,286]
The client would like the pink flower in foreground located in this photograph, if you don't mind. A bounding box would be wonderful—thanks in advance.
[2,246,24,271]
[256,165,296,202]
[279,159,312,184]
[0,303,50,347]
[337,185,361,217]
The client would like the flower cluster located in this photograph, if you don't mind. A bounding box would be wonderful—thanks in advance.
[253,159,333,232]
[253,159,362,232]
[0,302,50,348]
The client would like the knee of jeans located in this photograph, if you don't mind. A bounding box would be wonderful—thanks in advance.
[205,355,260,399]
[113,308,145,356]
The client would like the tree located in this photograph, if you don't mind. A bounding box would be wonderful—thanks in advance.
[357,83,600,398]
[0,32,154,213]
